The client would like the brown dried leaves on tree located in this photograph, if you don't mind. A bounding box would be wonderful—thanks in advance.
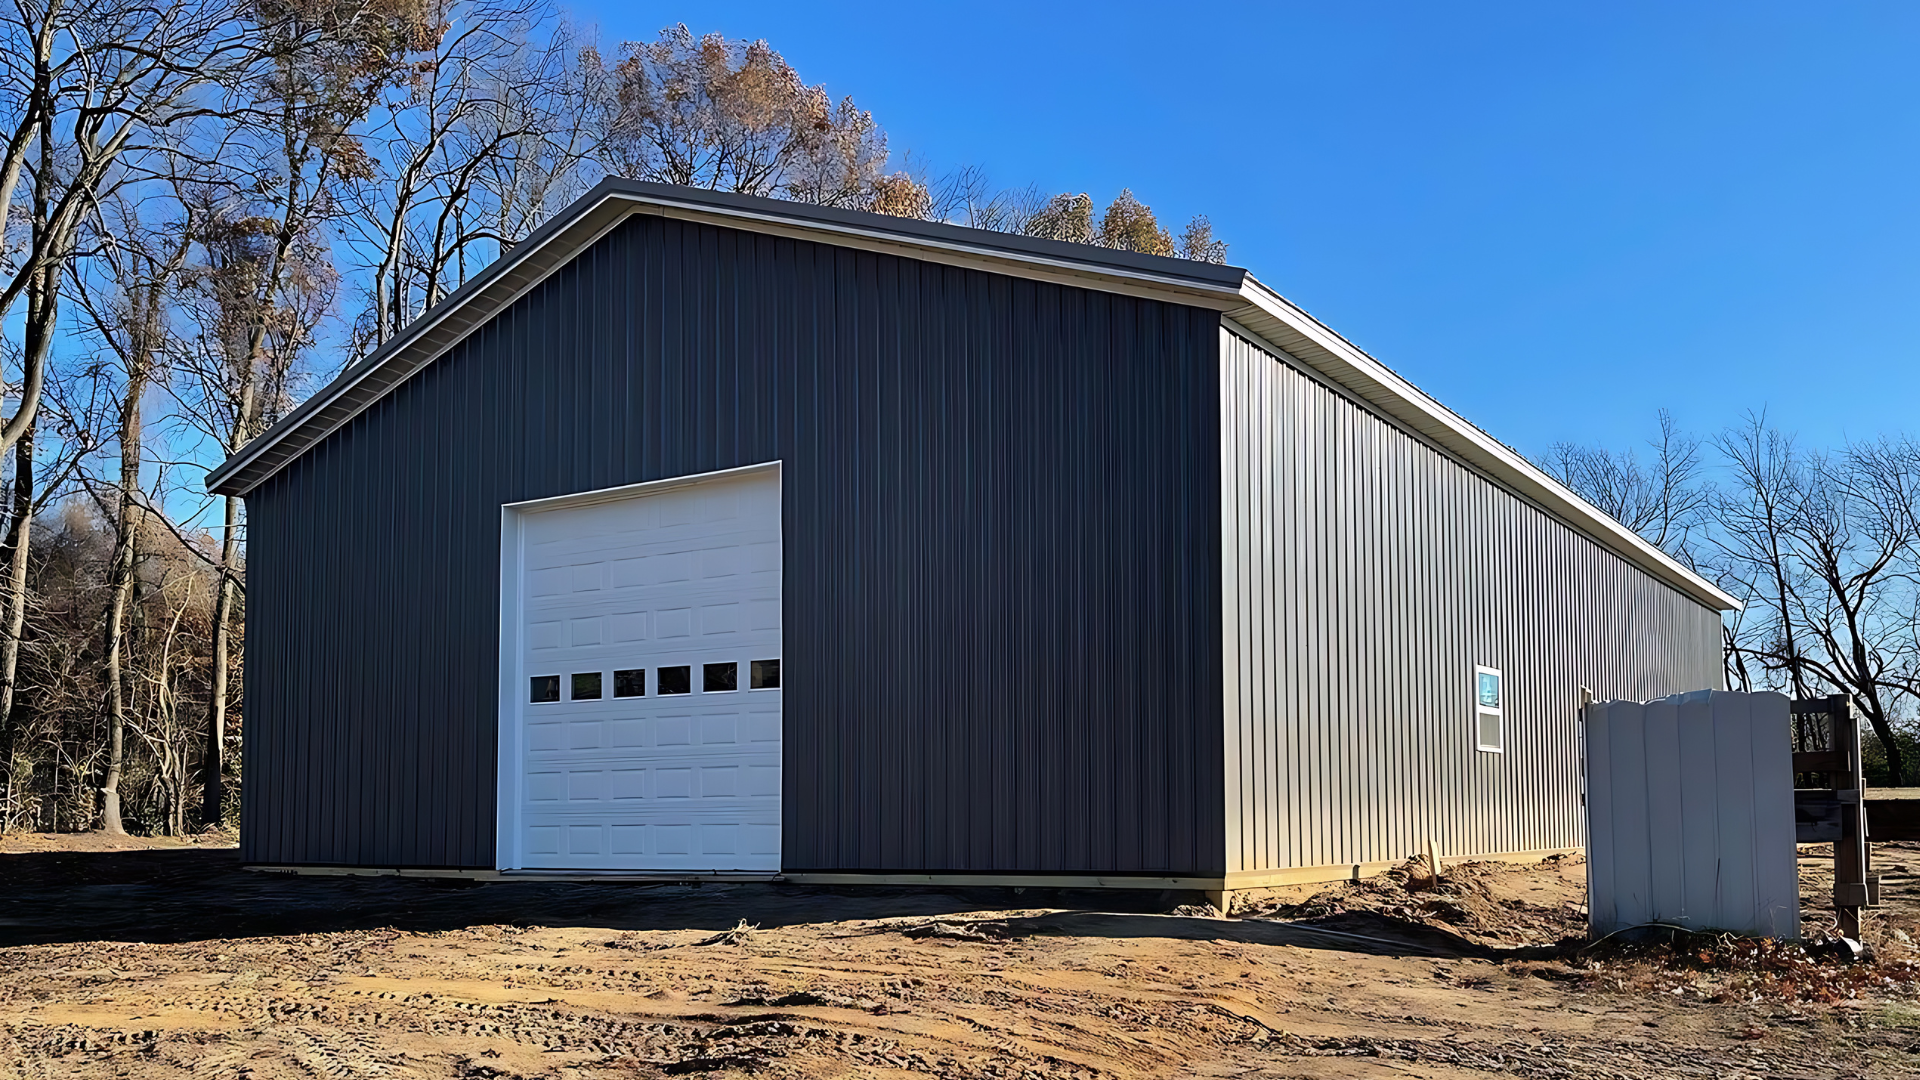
[1026,189,1230,263]
[590,26,1232,255]
[598,25,918,215]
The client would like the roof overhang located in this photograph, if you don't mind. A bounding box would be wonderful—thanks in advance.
[206,180,1738,613]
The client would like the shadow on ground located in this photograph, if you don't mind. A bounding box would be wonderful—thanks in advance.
[0,847,1560,961]
[987,910,1567,960]
[0,848,1195,947]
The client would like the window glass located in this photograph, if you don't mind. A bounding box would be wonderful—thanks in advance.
[614,668,646,697]
[750,659,780,690]
[704,662,738,692]
[657,665,691,695]
[1474,666,1503,753]
[529,675,560,703]
[571,671,603,700]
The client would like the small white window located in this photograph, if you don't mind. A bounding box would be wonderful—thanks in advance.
[1475,666,1504,753]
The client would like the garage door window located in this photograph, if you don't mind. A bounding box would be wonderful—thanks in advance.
[614,668,645,697]
[751,659,780,689]
[657,665,691,695]
[530,675,560,703]
[704,662,738,692]
[571,672,602,700]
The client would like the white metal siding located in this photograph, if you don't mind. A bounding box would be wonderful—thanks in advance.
[1584,691,1798,938]
[1221,327,1724,874]
[501,466,782,871]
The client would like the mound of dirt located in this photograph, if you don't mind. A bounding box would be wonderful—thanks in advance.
[1235,855,1589,950]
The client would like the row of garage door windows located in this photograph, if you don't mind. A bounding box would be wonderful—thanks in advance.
[530,659,780,704]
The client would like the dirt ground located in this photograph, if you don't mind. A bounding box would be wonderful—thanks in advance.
[3,836,1918,1079]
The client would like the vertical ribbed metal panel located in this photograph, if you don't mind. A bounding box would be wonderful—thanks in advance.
[1220,328,1723,874]
[240,214,1225,873]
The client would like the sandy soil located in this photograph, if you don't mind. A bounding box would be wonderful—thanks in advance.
[0,829,236,854]
[2,835,1917,1078]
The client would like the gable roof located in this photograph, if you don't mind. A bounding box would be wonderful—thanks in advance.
[206,178,1738,612]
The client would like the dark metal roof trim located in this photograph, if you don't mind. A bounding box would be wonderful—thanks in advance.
[205,179,1248,497]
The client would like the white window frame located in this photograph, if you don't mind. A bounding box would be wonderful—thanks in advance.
[1475,665,1504,754]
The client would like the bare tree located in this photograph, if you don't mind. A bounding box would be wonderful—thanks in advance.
[344,0,559,349]
[927,166,1043,233]
[1714,415,1920,783]
[1544,409,1710,566]
[469,20,600,254]
[1714,415,1814,700]
[0,418,36,813]
[0,0,256,460]
[0,357,100,825]
[168,0,420,826]
[173,186,338,824]
[72,203,192,833]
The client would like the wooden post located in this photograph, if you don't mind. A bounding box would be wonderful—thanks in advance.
[1831,696,1868,940]
[1792,694,1870,940]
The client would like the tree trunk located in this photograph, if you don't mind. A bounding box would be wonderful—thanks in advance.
[202,492,239,828]
[0,420,35,829]
[1861,696,1907,787]
[99,338,149,836]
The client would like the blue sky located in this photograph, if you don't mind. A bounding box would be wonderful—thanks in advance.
[569,1,1920,461]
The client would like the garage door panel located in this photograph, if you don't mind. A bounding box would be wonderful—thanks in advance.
[523,796,778,819]
[507,468,781,873]
[524,828,781,869]
[524,746,784,770]
[525,581,780,619]
[523,811,780,869]
[523,708,777,749]
[530,530,779,573]
[526,570,772,611]
[526,515,776,554]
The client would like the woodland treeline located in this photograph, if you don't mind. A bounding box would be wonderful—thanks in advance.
[0,0,1228,837]
[1547,412,1920,786]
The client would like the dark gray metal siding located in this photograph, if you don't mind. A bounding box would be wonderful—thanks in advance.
[1220,329,1723,874]
[241,213,1226,874]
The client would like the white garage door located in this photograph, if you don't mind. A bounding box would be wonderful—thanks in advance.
[500,466,781,872]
